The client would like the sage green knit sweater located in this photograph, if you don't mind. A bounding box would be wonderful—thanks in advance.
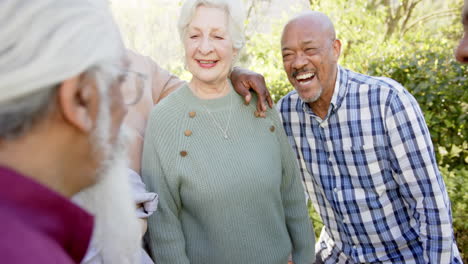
[141,83,315,264]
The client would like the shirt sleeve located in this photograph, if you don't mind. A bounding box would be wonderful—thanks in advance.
[271,107,316,264]
[141,110,190,264]
[127,168,158,218]
[276,100,311,204]
[385,89,455,263]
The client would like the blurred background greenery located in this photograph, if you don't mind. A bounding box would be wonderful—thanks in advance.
[111,0,467,261]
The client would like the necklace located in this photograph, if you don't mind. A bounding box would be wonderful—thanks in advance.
[201,90,233,140]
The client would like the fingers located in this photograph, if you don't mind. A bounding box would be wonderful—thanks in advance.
[254,110,266,118]
[251,77,273,116]
[255,87,274,118]
[241,80,252,105]
[266,92,274,108]
[230,68,271,117]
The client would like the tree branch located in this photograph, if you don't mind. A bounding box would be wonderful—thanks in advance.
[401,9,459,36]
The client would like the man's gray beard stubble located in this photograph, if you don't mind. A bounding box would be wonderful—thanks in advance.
[300,89,322,104]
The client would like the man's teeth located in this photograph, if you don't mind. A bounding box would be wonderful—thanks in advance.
[296,73,315,80]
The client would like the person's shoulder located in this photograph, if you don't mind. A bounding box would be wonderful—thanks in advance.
[345,67,407,94]
[276,89,301,114]
[151,83,188,112]
[126,49,165,74]
[126,49,151,67]
[146,83,190,133]
[0,210,74,263]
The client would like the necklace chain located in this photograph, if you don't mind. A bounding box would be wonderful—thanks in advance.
[201,92,233,139]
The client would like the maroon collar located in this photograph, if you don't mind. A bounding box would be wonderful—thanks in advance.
[0,166,94,263]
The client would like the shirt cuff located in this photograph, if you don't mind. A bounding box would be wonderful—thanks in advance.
[127,168,158,218]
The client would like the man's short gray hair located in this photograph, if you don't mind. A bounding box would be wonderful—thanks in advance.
[177,0,246,52]
[0,65,118,140]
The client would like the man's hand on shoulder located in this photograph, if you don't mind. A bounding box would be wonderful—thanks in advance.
[230,67,274,118]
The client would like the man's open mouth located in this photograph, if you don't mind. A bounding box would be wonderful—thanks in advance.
[295,72,316,83]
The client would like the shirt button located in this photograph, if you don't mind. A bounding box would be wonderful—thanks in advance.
[353,245,357,249]
[333,187,338,193]
[189,111,196,118]
[270,125,275,132]
[180,151,188,157]
[184,130,192,137]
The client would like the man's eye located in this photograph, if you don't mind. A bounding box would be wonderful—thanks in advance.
[282,54,292,59]
[190,35,199,39]
[214,36,224,40]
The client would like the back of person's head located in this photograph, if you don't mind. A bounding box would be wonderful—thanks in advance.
[0,0,124,140]
[177,0,246,52]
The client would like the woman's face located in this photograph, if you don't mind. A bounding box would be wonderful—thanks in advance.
[184,5,237,86]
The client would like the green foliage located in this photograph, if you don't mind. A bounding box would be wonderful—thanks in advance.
[367,38,468,170]
[440,166,468,259]
[307,200,323,238]
[242,20,291,102]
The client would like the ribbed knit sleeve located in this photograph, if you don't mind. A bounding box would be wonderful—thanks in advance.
[141,106,190,264]
[271,109,316,264]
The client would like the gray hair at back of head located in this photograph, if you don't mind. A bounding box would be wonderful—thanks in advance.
[0,0,124,139]
[177,0,246,51]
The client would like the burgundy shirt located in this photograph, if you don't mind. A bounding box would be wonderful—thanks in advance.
[0,166,93,263]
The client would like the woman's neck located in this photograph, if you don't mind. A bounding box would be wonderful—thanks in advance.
[189,78,230,99]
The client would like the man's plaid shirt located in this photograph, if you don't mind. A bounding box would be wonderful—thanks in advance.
[277,66,461,263]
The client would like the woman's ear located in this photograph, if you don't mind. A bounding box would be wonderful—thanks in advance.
[233,48,239,60]
[56,74,99,133]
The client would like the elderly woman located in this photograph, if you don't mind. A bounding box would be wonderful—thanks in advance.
[141,0,315,263]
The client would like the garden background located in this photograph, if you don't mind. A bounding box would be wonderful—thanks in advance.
[111,0,467,260]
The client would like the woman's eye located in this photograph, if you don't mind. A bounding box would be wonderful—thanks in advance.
[214,36,224,40]
[190,35,199,39]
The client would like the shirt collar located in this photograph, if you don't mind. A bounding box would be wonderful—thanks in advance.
[329,65,341,111]
[0,166,94,263]
[333,65,348,112]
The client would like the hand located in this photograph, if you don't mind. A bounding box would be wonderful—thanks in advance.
[230,67,273,117]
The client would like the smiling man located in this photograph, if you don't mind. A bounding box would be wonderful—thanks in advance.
[277,11,462,264]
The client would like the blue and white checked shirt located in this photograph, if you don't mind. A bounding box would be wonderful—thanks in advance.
[277,66,462,263]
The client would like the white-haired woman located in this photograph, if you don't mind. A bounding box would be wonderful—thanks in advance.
[141,1,315,263]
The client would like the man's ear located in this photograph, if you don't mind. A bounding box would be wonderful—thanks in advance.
[332,39,342,61]
[56,74,99,133]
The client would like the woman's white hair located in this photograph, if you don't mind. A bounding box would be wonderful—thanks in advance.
[177,0,246,51]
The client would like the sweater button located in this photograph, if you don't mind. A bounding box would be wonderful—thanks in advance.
[189,111,196,118]
[180,151,188,157]
[184,130,192,137]
[270,125,275,132]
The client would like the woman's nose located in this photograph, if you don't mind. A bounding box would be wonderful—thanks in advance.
[198,37,214,54]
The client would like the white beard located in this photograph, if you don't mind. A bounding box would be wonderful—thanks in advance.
[73,99,141,263]
[299,87,323,104]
